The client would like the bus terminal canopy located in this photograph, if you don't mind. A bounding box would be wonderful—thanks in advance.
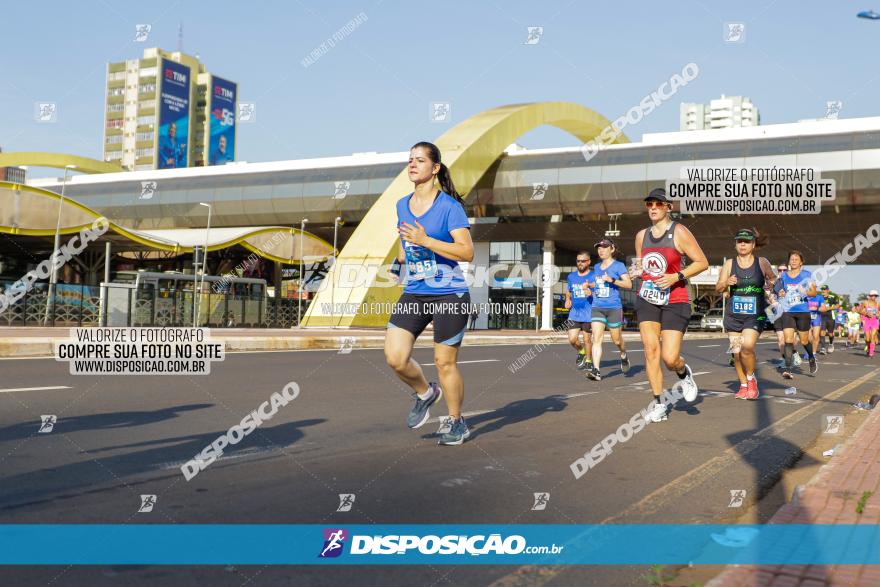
[0,182,333,264]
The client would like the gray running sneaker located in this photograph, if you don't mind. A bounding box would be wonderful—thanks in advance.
[407,383,442,429]
[437,415,453,435]
[438,417,471,445]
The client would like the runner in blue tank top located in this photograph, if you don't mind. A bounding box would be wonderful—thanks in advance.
[385,141,475,446]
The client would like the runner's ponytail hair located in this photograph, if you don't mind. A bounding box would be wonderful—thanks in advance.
[411,141,465,204]
[751,227,769,248]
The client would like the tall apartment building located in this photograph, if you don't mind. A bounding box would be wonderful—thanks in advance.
[103,48,238,170]
[680,95,760,131]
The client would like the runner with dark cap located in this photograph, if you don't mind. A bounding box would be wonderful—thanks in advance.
[632,187,708,422]
[818,284,841,354]
[715,228,776,400]
[586,237,632,381]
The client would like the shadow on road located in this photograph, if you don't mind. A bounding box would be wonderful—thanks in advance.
[0,418,325,510]
[464,394,568,440]
[0,404,212,443]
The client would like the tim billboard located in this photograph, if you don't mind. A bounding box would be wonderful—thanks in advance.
[157,59,191,169]
[208,76,236,166]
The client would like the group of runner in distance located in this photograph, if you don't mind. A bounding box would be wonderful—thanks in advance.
[382,142,879,446]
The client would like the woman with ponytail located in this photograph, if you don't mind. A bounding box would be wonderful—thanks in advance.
[384,141,475,445]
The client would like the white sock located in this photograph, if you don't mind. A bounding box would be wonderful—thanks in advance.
[746,373,755,381]
[417,385,434,400]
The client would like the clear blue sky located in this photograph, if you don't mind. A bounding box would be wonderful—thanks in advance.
[2,0,878,298]
[3,0,879,165]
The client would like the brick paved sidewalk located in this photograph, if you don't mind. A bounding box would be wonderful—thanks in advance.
[706,405,880,587]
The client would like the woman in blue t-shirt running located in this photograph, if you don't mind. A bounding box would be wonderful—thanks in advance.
[384,142,475,446]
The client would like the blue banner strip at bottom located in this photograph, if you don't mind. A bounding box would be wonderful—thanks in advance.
[1,525,879,565]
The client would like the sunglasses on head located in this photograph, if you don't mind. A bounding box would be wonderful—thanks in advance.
[644,200,667,209]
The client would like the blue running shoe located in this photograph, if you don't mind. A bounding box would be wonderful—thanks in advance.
[407,383,442,429]
[438,416,470,445]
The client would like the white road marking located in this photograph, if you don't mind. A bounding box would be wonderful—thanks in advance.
[561,391,600,399]
[698,344,721,348]
[0,385,71,393]
[423,359,500,366]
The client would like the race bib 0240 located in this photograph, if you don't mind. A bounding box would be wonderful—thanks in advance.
[639,280,669,306]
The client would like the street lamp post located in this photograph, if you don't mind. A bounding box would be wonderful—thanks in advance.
[297,218,309,328]
[194,202,212,328]
[47,164,76,325]
[330,216,341,328]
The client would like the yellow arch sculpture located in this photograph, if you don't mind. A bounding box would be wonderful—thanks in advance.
[302,101,629,327]
[0,182,334,264]
[0,152,124,174]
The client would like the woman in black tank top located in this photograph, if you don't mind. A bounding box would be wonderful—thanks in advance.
[714,228,777,400]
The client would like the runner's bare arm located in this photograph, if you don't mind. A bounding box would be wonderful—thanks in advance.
[715,259,733,294]
[634,229,645,258]
[397,240,405,264]
[758,257,777,286]
[616,272,633,290]
[673,224,709,279]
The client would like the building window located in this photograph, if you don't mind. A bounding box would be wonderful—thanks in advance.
[106,119,124,129]
[139,83,156,94]
[137,115,155,125]
[138,100,156,110]
[139,67,157,77]
[108,88,125,97]
[107,103,124,112]
[136,131,154,141]
[106,135,123,144]
[136,148,154,158]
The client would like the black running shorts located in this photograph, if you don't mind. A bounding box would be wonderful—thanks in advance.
[635,299,691,333]
[781,311,811,332]
[388,292,471,346]
[724,313,765,333]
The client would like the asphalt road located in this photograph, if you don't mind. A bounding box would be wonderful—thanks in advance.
[1,335,878,586]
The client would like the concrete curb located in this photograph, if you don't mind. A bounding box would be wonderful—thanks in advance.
[0,331,729,358]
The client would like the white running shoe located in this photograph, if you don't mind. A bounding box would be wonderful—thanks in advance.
[646,401,668,423]
[437,416,453,435]
[793,353,803,367]
[679,364,699,402]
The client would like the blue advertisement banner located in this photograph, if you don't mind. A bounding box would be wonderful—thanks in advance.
[1,525,879,565]
[208,76,236,166]
[157,59,190,169]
